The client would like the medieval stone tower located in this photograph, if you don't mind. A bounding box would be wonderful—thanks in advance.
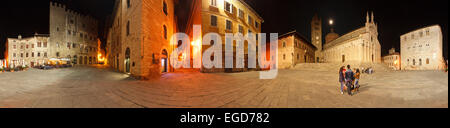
[311,13,322,62]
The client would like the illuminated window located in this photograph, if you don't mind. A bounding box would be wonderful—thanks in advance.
[426,58,430,64]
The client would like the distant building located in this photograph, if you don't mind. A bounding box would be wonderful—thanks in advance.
[106,0,177,78]
[7,34,50,67]
[320,12,382,64]
[400,25,445,70]
[6,2,100,68]
[311,14,323,63]
[278,31,316,69]
[383,48,401,70]
[49,2,99,65]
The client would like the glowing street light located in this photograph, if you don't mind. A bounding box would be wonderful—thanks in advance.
[329,19,334,25]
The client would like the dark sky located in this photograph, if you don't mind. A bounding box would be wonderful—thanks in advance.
[244,0,448,58]
[1,0,448,60]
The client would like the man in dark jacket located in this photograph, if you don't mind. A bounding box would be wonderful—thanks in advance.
[345,65,355,95]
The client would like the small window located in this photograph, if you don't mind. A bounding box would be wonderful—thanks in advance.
[225,1,232,13]
[44,42,47,48]
[44,52,47,57]
[13,53,16,57]
[283,54,286,60]
[248,16,253,26]
[210,0,217,7]
[32,52,34,57]
[13,45,16,49]
[127,0,131,8]
[126,21,130,36]
[426,58,430,64]
[255,21,259,28]
[238,9,244,19]
[226,20,232,31]
[211,15,217,27]
[283,42,286,48]
[238,25,243,34]
[163,25,167,39]
[163,1,168,16]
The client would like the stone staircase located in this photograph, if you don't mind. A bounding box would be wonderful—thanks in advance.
[293,63,392,72]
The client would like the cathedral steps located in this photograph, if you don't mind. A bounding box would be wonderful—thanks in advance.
[293,63,393,72]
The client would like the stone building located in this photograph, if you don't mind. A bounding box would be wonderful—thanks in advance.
[321,12,382,64]
[311,14,323,63]
[278,31,316,69]
[106,0,177,78]
[382,48,401,70]
[400,25,445,70]
[7,34,50,67]
[201,0,263,72]
[49,2,99,65]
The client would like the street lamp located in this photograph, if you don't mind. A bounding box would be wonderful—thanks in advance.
[329,19,334,25]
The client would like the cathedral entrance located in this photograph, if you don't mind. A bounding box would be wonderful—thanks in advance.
[125,48,131,73]
[161,49,168,73]
[342,55,346,63]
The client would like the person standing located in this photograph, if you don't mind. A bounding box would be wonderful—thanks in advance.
[339,66,346,95]
[353,69,361,93]
[345,65,355,95]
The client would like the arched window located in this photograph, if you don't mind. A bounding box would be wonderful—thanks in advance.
[126,21,130,36]
[163,25,167,39]
[282,42,286,48]
[419,59,422,66]
[413,59,416,65]
[163,1,168,16]
[283,54,286,60]
[426,58,430,64]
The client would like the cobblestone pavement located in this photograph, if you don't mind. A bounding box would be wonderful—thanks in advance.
[0,65,447,108]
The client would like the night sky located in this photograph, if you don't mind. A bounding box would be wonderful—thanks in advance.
[0,0,448,60]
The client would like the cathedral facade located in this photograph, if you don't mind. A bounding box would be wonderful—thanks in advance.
[319,12,382,64]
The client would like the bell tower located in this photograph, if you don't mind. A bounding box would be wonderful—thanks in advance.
[311,13,322,63]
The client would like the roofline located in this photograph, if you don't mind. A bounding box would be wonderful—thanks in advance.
[400,24,441,37]
[279,30,317,50]
[237,0,264,22]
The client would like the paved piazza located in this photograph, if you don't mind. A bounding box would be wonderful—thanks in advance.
[0,65,447,108]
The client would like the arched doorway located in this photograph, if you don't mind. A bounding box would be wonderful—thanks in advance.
[161,49,168,73]
[342,55,345,63]
[125,48,131,73]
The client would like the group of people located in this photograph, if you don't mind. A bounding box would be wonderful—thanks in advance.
[339,65,361,96]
